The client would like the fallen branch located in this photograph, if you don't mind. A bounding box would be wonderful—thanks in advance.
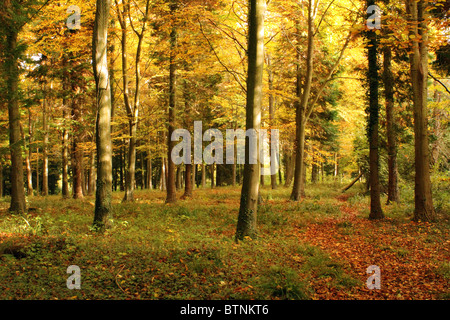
[341,171,363,193]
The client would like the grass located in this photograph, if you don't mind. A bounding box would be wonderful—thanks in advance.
[0,180,448,300]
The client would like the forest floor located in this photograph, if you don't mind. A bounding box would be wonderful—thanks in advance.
[0,180,448,300]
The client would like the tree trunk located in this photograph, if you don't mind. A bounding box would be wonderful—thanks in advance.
[93,0,113,231]
[383,46,399,204]
[236,0,265,241]
[267,53,277,190]
[366,0,384,220]
[71,100,84,199]
[27,108,33,196]
[5,28,26,213]
[183,163,193,198]
[176,165,182,190]
[160,157,167,191]
[210,164,215,189]
[406,0,436,221]
[284,149,294,187]
[291,7,314,201]
[116,0,134,202]
[62,92,70,198]
[36,147,40,195]
[147,149,153,190]
[88,146,96,195]
[42,83,49,196]
[166,3,178,203]
[201,163,206,187]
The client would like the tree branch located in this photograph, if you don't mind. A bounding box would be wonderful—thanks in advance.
[429,72,450,95]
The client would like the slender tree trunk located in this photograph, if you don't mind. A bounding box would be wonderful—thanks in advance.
[160,157,167,191]
[147,149,153,190]
[431,85,443,168]
[93,0,113,231]
[62,61,70,198]
[5,29,26,213]
[266,53,277,190]
[36,147,40,195]
[116,0,134,202]
[383,46,399,204]
[166,4,178,203]
[88,146,96,195]
[291,7,314,201]
[232,126,237,186]
[366,0,384,220]
[210,164,215,189]
[406,0,436,221]
[201,162,206,187]
[176,166,181,190]
[27,108,33,196]
[72,99,84,199]
[236,0,265,241]
[42,83,49,196]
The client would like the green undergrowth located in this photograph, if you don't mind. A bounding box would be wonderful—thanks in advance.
[0,180,447,299]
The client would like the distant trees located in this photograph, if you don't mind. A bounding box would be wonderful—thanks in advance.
[0,0,446,227]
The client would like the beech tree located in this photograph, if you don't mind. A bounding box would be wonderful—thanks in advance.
[93,0,113,230]
[405,0,436,222]
[235,0,266,241]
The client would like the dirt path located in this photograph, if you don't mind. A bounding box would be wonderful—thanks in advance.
[295,194,449,300]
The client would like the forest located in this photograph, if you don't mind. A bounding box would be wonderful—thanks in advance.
[0,0,449,303]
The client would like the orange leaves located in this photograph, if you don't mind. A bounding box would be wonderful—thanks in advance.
[294,195,449,300]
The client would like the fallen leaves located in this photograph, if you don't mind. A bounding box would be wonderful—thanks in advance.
[294,196,449,300]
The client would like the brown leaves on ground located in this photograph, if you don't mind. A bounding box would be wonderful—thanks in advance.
[295,195,449,300]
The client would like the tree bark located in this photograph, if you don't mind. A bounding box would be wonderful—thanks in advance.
[210,164,215,189]
[201,162,206,187]
[406,0,436,221]
[383,45,399,204]
[266,53,277,190]
[88,146,96,195]
[366,0,384,220]
[291,6,314,201]
[71,97,84,199]
[236,0,265,241]
[147,149,153,190]
[42,83,49,196]
[284,149,294,187]
[62,72,70,199]
[166,2,178,203]
[26,108,33,196]
[5,28,26,213]
[93,0,113,231]
[160,157,167,191]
